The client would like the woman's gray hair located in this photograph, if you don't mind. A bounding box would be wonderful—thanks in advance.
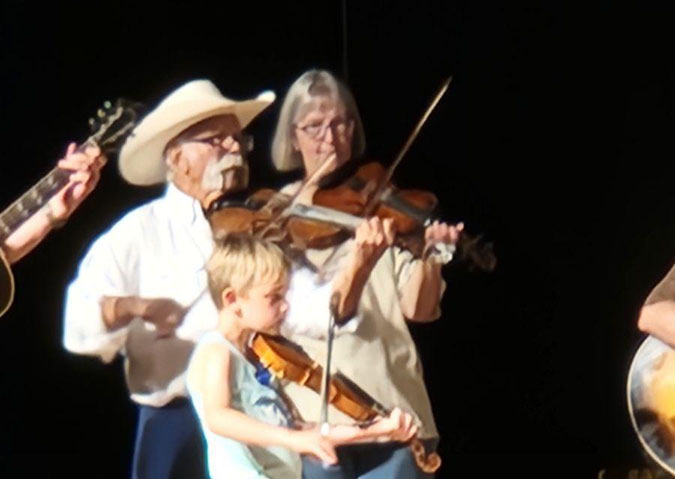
[271,69,366,171]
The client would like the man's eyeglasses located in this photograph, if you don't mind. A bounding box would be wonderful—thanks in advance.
[182,133,254,153]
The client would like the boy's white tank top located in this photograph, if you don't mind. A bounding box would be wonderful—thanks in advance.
[187,331,302,479]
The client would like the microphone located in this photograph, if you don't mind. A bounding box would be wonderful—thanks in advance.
[318,291,340,467]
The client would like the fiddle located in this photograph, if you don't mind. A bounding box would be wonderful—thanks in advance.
[248,332,442,474]
[206,163,495,271]
[284,160,497,270]
[207,188,287,238]
[207,75,495,270]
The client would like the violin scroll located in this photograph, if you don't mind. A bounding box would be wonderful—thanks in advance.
[455,233,497,272]
[410,438,442,474]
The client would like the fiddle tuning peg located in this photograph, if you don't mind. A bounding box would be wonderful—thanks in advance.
[103,100,112,110]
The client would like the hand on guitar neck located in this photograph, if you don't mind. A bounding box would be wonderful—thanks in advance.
[1,142,106,264]
[0,98,142,318]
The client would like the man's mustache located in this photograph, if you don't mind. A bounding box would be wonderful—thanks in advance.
[217,153,245,171]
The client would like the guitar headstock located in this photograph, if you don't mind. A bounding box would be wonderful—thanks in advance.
[87,98,145,155]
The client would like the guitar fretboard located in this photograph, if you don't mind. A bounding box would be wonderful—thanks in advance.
[0,99,141,245]
[0,167,71,242]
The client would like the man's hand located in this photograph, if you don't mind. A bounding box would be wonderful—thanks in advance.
[138,298,187,337]
[101,296,186,336]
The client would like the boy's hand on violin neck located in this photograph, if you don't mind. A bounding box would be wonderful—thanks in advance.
[288,428,338,465]
[370,407,419,443]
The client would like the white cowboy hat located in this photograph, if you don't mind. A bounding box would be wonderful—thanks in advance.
[119,79,275,185]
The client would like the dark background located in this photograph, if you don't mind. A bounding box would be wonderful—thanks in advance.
[0,1,674,477]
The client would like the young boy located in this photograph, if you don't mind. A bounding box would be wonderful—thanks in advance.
[187,234,418,479]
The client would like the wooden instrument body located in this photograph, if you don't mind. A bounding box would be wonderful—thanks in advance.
[249,333,441,474]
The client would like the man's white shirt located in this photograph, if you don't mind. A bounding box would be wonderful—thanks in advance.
[63,183,352,407]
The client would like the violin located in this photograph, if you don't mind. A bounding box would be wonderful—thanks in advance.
[206,163,495,271]
[248,332,442,474]
[208,75,496,270]
[207,187,286,238]
[284,160,497,270]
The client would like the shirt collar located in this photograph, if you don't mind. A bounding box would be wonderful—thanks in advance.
[164,183,207,226]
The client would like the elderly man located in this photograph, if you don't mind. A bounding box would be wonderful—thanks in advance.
[63,80,275,478]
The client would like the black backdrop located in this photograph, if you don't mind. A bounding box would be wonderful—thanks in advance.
[1,2,674,477]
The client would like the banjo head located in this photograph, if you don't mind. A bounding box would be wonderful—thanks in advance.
[628,335,675,475]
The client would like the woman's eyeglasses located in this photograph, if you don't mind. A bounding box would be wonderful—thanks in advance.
[295,118,353,140]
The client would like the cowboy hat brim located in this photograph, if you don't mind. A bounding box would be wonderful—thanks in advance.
[119,89,274,186]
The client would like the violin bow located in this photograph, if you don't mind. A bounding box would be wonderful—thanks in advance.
[363,76,453,217]
[255,154,339,240]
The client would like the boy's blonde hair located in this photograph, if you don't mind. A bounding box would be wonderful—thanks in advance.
[206,235,290,309]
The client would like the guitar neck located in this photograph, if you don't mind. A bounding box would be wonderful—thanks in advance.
[0,99,142,245]
[0,167,72,243]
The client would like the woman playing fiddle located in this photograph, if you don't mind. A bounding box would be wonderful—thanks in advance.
[270,70,462,479]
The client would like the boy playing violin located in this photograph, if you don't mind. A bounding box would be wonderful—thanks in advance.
[187,230,418,479]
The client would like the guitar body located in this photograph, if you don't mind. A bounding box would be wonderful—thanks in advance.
[0,252,14,317]
[627,335,675,474]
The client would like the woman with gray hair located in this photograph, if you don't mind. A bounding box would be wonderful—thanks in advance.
[271,69,462,479]
[271,69,365,176]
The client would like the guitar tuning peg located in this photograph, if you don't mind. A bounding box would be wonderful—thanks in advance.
[104,100,112,109]
[97,109,106,118]
[88,118,96,128]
